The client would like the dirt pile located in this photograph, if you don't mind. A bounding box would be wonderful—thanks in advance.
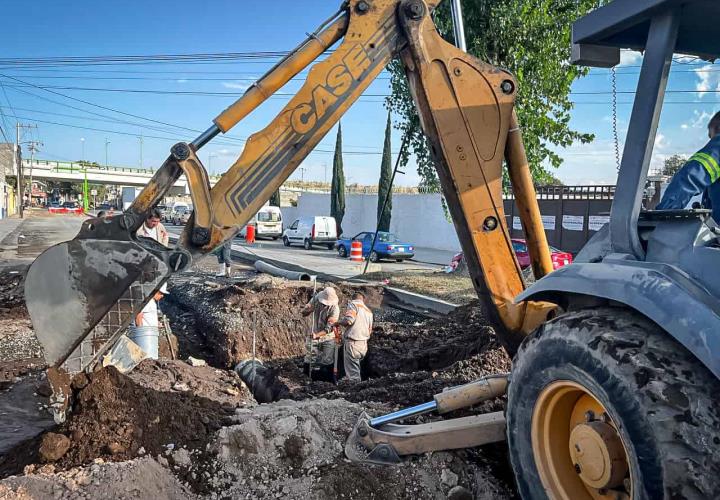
[0,266,44,389]
[203,398,515,499]
[0,456,196,500]
[0,400,516,499]
[0,359,254,476]
[0,264,26,309]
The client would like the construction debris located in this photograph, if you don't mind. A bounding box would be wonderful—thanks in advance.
[0,259,517,498]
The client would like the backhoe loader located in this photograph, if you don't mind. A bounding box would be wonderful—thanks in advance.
[24,0,720,498]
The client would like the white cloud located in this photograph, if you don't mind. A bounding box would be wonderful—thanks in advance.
[654,132,668,150]
[222,81,251,91]
[215,148,238,157]
[681,124,689,130]
[176,78,188,84]
[694,64,720,97]
[618,50,642,67]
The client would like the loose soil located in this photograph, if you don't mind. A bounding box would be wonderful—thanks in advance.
[0,256,518,498]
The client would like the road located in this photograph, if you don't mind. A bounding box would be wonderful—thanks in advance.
[0,213,447,279]
[0,211,85,268]
[165,224,444,279]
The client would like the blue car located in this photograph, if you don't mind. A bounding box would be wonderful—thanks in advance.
[336,231,415,262]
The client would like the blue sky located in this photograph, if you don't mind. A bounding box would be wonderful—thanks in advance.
[1,1,719,187]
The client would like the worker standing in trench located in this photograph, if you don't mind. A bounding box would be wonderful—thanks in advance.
[337,292,374,382]
[301,286,340,381]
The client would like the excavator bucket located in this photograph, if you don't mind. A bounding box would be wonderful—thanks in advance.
[24,215,183,369]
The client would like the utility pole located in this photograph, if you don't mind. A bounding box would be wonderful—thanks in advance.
[299,167,307,185]
[15,123,37,218]
[105,138,110,169]
[323,162,328,186]
[27,140,43,208]
[80,137,85,163]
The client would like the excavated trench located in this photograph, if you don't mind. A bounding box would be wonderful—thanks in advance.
[162,275,513,412]
[0,267,517,496]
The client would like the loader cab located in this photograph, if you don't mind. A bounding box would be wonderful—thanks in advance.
[518,0,720,380]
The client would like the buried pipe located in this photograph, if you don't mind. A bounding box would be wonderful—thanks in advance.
[254,260,312,281]
[234,359,281,403]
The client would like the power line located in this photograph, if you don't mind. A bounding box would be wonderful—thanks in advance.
[4,78,720,98]
[6,114,394,156]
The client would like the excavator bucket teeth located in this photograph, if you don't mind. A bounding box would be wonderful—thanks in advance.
[24,238,170,368]
[345,412,374,463]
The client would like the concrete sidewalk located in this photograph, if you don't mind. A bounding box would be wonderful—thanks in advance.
[0,217,24,244]
[411,246,457,266]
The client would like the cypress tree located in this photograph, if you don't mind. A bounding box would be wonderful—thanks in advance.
[376,112,393,232]
[269,189,281,207]
[330,123,346,236]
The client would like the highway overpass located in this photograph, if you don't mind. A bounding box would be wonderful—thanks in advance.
[18,159,222,195]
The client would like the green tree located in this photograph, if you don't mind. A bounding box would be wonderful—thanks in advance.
[662,154,687,177]
[330,123,346,235]
[269,189,281,207]
[376,112,393,232]
[386,0,600,191]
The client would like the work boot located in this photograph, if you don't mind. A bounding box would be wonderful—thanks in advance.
[216,264,226,277]
[225,265,232,278]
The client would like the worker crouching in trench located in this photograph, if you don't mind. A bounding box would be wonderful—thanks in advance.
[302,287,340,382]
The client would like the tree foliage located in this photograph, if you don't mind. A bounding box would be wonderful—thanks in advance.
[386,0,601,191]
[376,112,393,232]
[662,154,687,177]
[330,123,346,235]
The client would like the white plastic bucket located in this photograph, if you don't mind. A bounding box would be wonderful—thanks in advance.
[128,325,159,359]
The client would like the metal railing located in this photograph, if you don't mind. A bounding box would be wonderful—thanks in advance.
[22,158,222,180]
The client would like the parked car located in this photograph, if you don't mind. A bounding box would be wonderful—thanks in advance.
[240,206,283,240]
[449,240,572,274]
[156,204,168,220]
[282,216,337,249]
[62,201,83,214]
[48,201,64,214]
[172,205,192,225]
[511,238,573,270]
[336,231,415,262]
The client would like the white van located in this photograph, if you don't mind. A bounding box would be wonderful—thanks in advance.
[240,205,283,239]
[282,216,337,250]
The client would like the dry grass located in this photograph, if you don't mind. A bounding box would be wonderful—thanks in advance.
[362,269,476,305]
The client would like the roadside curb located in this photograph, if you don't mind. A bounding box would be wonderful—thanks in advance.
[168,234,458,317]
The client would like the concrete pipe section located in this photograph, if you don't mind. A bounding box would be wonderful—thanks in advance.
[254,260,312,281]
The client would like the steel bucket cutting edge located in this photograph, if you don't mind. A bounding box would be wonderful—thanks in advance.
[24,238,169,367]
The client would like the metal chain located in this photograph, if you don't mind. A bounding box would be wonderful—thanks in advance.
[611,65,621,171]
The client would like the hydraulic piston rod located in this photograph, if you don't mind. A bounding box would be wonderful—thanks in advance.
[369,374,509,427]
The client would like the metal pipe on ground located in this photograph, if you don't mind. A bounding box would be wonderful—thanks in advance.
[254,260,312,281]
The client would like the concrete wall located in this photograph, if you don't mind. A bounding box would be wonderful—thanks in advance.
[281,192,462,252]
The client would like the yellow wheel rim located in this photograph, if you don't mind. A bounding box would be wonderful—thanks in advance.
[531,381,633,500]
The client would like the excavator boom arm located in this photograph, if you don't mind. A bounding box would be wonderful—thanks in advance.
[25,0,552,371]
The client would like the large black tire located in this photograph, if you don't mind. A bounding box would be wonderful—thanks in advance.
[282,236,290,247]
[303,239,312,250]
[507,307,720,500]
[369,251,379,263]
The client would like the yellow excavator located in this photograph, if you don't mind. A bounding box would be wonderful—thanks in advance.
[24,0,720,498]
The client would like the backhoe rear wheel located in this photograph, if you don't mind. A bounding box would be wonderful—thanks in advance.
[506,307,720,500]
